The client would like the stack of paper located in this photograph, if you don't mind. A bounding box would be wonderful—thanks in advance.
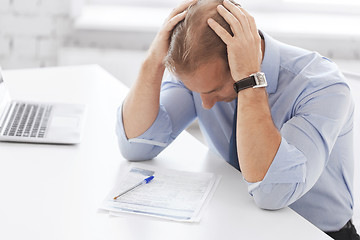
[101,163,221,222]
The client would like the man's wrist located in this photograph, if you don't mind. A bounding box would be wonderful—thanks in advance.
[237,86,266,98]
[232,69,261,82]
[137,57,166,87]
[233,72,267,93]
[144,53,165,70]
[236,87,269,115]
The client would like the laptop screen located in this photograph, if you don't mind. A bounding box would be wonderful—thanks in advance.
[0,68,6,102]
[0,68,11,120]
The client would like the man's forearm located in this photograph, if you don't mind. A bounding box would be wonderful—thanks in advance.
[236,88,281,182]
[123,57,165,139]
[122,0,194,139]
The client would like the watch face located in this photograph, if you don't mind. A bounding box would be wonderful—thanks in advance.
[254,72,267,87]
[252,72,267,88]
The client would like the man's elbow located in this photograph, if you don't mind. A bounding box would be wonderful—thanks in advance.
[118,142,162,162]
[253,197,288,210]
[122,152,153,162]
[119,148,156,162]
[251,183,304,210]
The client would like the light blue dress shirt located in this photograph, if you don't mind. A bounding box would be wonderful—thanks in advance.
[116,32,355,232]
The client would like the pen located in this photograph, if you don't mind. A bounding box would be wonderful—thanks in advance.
[113,175,154,200]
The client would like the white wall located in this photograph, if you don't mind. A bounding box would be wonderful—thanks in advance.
[1,2,359,71]
[0,0,73,69]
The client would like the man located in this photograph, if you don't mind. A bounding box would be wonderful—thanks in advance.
[116,0,359,239]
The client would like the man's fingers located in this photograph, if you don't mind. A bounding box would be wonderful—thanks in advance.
[168,0,197,20]
[222,0,252,38]
[217,5,243,36]
[207,18,232,44]
[239,7,260,41]
[165,10,187,32]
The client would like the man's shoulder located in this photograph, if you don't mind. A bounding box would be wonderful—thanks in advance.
[274,44,351,107]
[278,44,346,88]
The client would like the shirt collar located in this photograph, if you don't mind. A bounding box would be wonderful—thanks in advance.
[260,31,280,94]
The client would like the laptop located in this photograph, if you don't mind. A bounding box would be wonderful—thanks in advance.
[0,68,86,144]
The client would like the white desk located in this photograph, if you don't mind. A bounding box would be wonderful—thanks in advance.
[0,65,331,240]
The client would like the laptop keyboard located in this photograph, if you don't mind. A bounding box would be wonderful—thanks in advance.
[2,102,52,138]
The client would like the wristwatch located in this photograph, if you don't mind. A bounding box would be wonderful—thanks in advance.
[233,72,267,93]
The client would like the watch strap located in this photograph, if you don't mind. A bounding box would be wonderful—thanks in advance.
[233,76,256,93]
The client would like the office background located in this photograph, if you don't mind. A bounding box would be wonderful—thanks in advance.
[0,0,359,232]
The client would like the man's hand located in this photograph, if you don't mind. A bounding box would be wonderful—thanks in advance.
[207,0,262,81]
[148,0,197,66]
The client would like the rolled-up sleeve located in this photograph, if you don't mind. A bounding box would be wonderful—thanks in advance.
[116,73,196,161]
[246,82,353,209]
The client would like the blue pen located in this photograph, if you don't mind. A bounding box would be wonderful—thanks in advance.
[113,175,154,200]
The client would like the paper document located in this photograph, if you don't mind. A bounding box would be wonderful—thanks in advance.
[101,163,221,222]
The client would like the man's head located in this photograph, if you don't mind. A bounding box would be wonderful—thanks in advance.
[164,0,239,109]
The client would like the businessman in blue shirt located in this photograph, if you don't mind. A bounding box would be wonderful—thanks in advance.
[116,0,359,239]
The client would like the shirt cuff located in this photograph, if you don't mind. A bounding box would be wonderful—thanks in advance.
[245,137,307,194]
